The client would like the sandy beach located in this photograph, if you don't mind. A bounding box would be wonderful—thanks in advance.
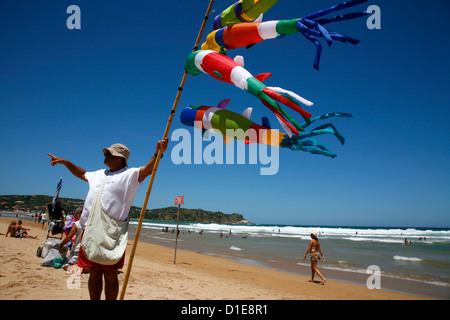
[0,218,427,301]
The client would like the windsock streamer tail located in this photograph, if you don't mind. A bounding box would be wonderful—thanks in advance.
[259,87,314,137]
[261,87,313,121]
[297,0,369,70]
[289,123,346,145]
[280,138,337,158]
[300,112,353,129]
[304,0,368,20]
[280,112,353,158]
[315,11,369,26]
[259,98,301,136]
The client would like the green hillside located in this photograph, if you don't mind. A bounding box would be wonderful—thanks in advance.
[0,195,250,224]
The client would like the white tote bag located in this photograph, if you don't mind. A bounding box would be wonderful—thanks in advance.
[81,175,129,265]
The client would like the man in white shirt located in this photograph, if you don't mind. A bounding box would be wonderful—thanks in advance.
[47,138,168,300]
[41,212,47,229]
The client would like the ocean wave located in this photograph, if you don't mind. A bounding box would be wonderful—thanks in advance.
[393,255,423,262]
[342,237,405,244]
[322,265,369,274]
[149,236,179,242]
[296,262,370,275]
[229,245,243,251]
[130,220,450,244]
[270,233,306,239]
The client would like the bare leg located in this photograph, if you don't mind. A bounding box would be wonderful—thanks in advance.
[103,269,119,300]
[313,265,326,285]
[310,260,316,282]
[88,268,103,300]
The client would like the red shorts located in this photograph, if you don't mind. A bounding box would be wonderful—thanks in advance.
[77,246,125,270]
[77,232,125,270]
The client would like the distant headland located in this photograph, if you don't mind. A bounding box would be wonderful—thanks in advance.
[0,195,251,224]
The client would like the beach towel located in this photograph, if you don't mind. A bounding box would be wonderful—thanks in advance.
[80,175,129,265]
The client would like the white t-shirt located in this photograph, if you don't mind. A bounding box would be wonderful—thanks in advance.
[72,220,83,253]
[79,167,143,229]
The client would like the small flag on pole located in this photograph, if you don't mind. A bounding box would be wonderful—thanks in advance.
[52,177,62,212]
[174,196,184,205]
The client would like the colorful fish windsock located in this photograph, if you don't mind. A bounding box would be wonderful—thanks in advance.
[203,0,369,70]
[184,50,313,136]
[180,99,352,158]
[213,0,278,30]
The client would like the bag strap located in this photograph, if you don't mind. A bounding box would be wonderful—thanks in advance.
[96,170,109,200]
[85,170,108,224]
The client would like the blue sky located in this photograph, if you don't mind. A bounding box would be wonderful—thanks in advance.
[1,0,449,227]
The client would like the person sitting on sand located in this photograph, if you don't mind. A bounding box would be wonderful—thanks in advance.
[304,232,326,285]
[15,220,37,239]
[4,220,36,239]
[5,221,17,237]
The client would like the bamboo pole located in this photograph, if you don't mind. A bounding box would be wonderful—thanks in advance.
[119,0,215,300]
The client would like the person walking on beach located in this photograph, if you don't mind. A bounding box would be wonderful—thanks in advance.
[41,212,47,229]
[304,232,326,285]
[47,139,168,300]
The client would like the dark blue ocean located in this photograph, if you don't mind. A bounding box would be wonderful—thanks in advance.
[130,220,450,299]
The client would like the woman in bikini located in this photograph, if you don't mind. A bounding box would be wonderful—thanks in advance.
[304,232,326,285]
[5,221,18,237]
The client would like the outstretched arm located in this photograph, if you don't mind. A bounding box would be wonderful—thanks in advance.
[47,153,87,181]
[138,138,169,183]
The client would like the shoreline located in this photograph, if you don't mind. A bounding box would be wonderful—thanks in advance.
[129,226,448,300]
[0,217,432,300]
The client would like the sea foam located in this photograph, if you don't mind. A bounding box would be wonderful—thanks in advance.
[393,255,423,262]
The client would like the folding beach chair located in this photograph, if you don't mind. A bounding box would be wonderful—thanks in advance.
[36,201,68,258]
